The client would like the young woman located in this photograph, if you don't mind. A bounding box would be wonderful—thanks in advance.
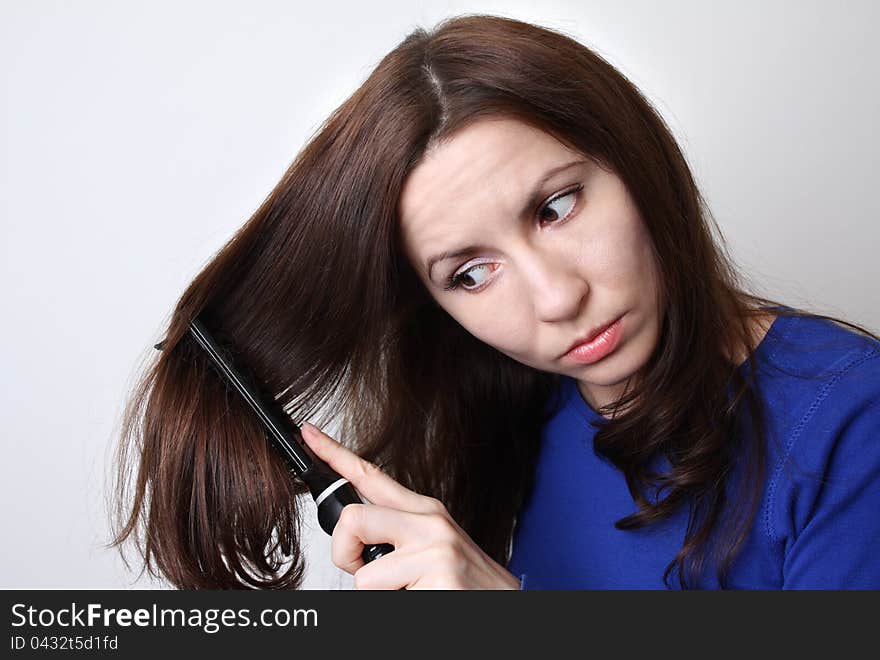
[111,14,880,590]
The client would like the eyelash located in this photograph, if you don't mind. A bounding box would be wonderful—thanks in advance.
[442,183,585,292]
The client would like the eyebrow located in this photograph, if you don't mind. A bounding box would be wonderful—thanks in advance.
[424,158,588,282]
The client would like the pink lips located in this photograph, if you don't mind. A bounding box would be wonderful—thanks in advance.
[561,316,624,365]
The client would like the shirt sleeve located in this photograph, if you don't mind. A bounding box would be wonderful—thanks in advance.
[780,351,880,589]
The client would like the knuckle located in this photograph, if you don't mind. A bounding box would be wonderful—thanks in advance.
[330,508,365,575]
[353,568,372,590]
[329,536,345,569]
[430,543,465,573]
[352,458,382,483]
[423,496,447,515]
[426,512,456,539]
[336,502,364,531]
[329,534,350,571]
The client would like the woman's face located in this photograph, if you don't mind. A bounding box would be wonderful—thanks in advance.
[398,117,663,414]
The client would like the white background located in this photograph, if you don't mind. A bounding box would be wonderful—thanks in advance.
[1,0,877,588]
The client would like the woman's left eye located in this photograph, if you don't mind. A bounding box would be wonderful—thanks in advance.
[538,184,583,224]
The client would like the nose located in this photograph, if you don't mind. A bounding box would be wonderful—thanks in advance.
[524,250,589,323]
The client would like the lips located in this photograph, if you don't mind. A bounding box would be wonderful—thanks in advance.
[562,316,621,357]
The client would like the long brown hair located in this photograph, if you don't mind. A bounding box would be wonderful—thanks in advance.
[110,14,879,589]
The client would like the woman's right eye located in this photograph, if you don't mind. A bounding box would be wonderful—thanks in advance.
[443,263,497,292]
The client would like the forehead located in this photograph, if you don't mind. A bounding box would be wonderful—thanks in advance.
[397,117,581,271]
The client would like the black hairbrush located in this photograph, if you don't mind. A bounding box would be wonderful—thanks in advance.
[157,316,393,565]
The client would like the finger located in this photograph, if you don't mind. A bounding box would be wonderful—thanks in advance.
[353,550,420,590]
[353,544,473,590]
[330,503,425,574]
[300,422,430,512]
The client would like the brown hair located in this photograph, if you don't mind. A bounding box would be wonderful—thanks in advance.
[110,13,879,589]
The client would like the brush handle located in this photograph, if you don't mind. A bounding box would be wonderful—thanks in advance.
[302,465,395,563]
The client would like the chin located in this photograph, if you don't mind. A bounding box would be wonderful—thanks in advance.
[570,344,634,382]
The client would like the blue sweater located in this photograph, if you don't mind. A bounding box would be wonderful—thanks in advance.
[507,311,880,589]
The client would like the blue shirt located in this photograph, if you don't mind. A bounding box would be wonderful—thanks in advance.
[508,312,880,589]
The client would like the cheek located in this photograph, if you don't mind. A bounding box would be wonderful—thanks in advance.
[629,221,661,293]
[591,215,655,286]
[443,294,534,354]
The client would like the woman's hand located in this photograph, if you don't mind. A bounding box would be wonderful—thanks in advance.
[299,422,521,590]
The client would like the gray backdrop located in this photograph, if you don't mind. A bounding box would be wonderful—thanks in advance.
[1,0,877,588]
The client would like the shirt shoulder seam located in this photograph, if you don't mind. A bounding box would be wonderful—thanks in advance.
[763,346,880,545]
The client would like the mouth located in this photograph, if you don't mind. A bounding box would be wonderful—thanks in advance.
[562,316,620,354]
[559,314,625,363]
